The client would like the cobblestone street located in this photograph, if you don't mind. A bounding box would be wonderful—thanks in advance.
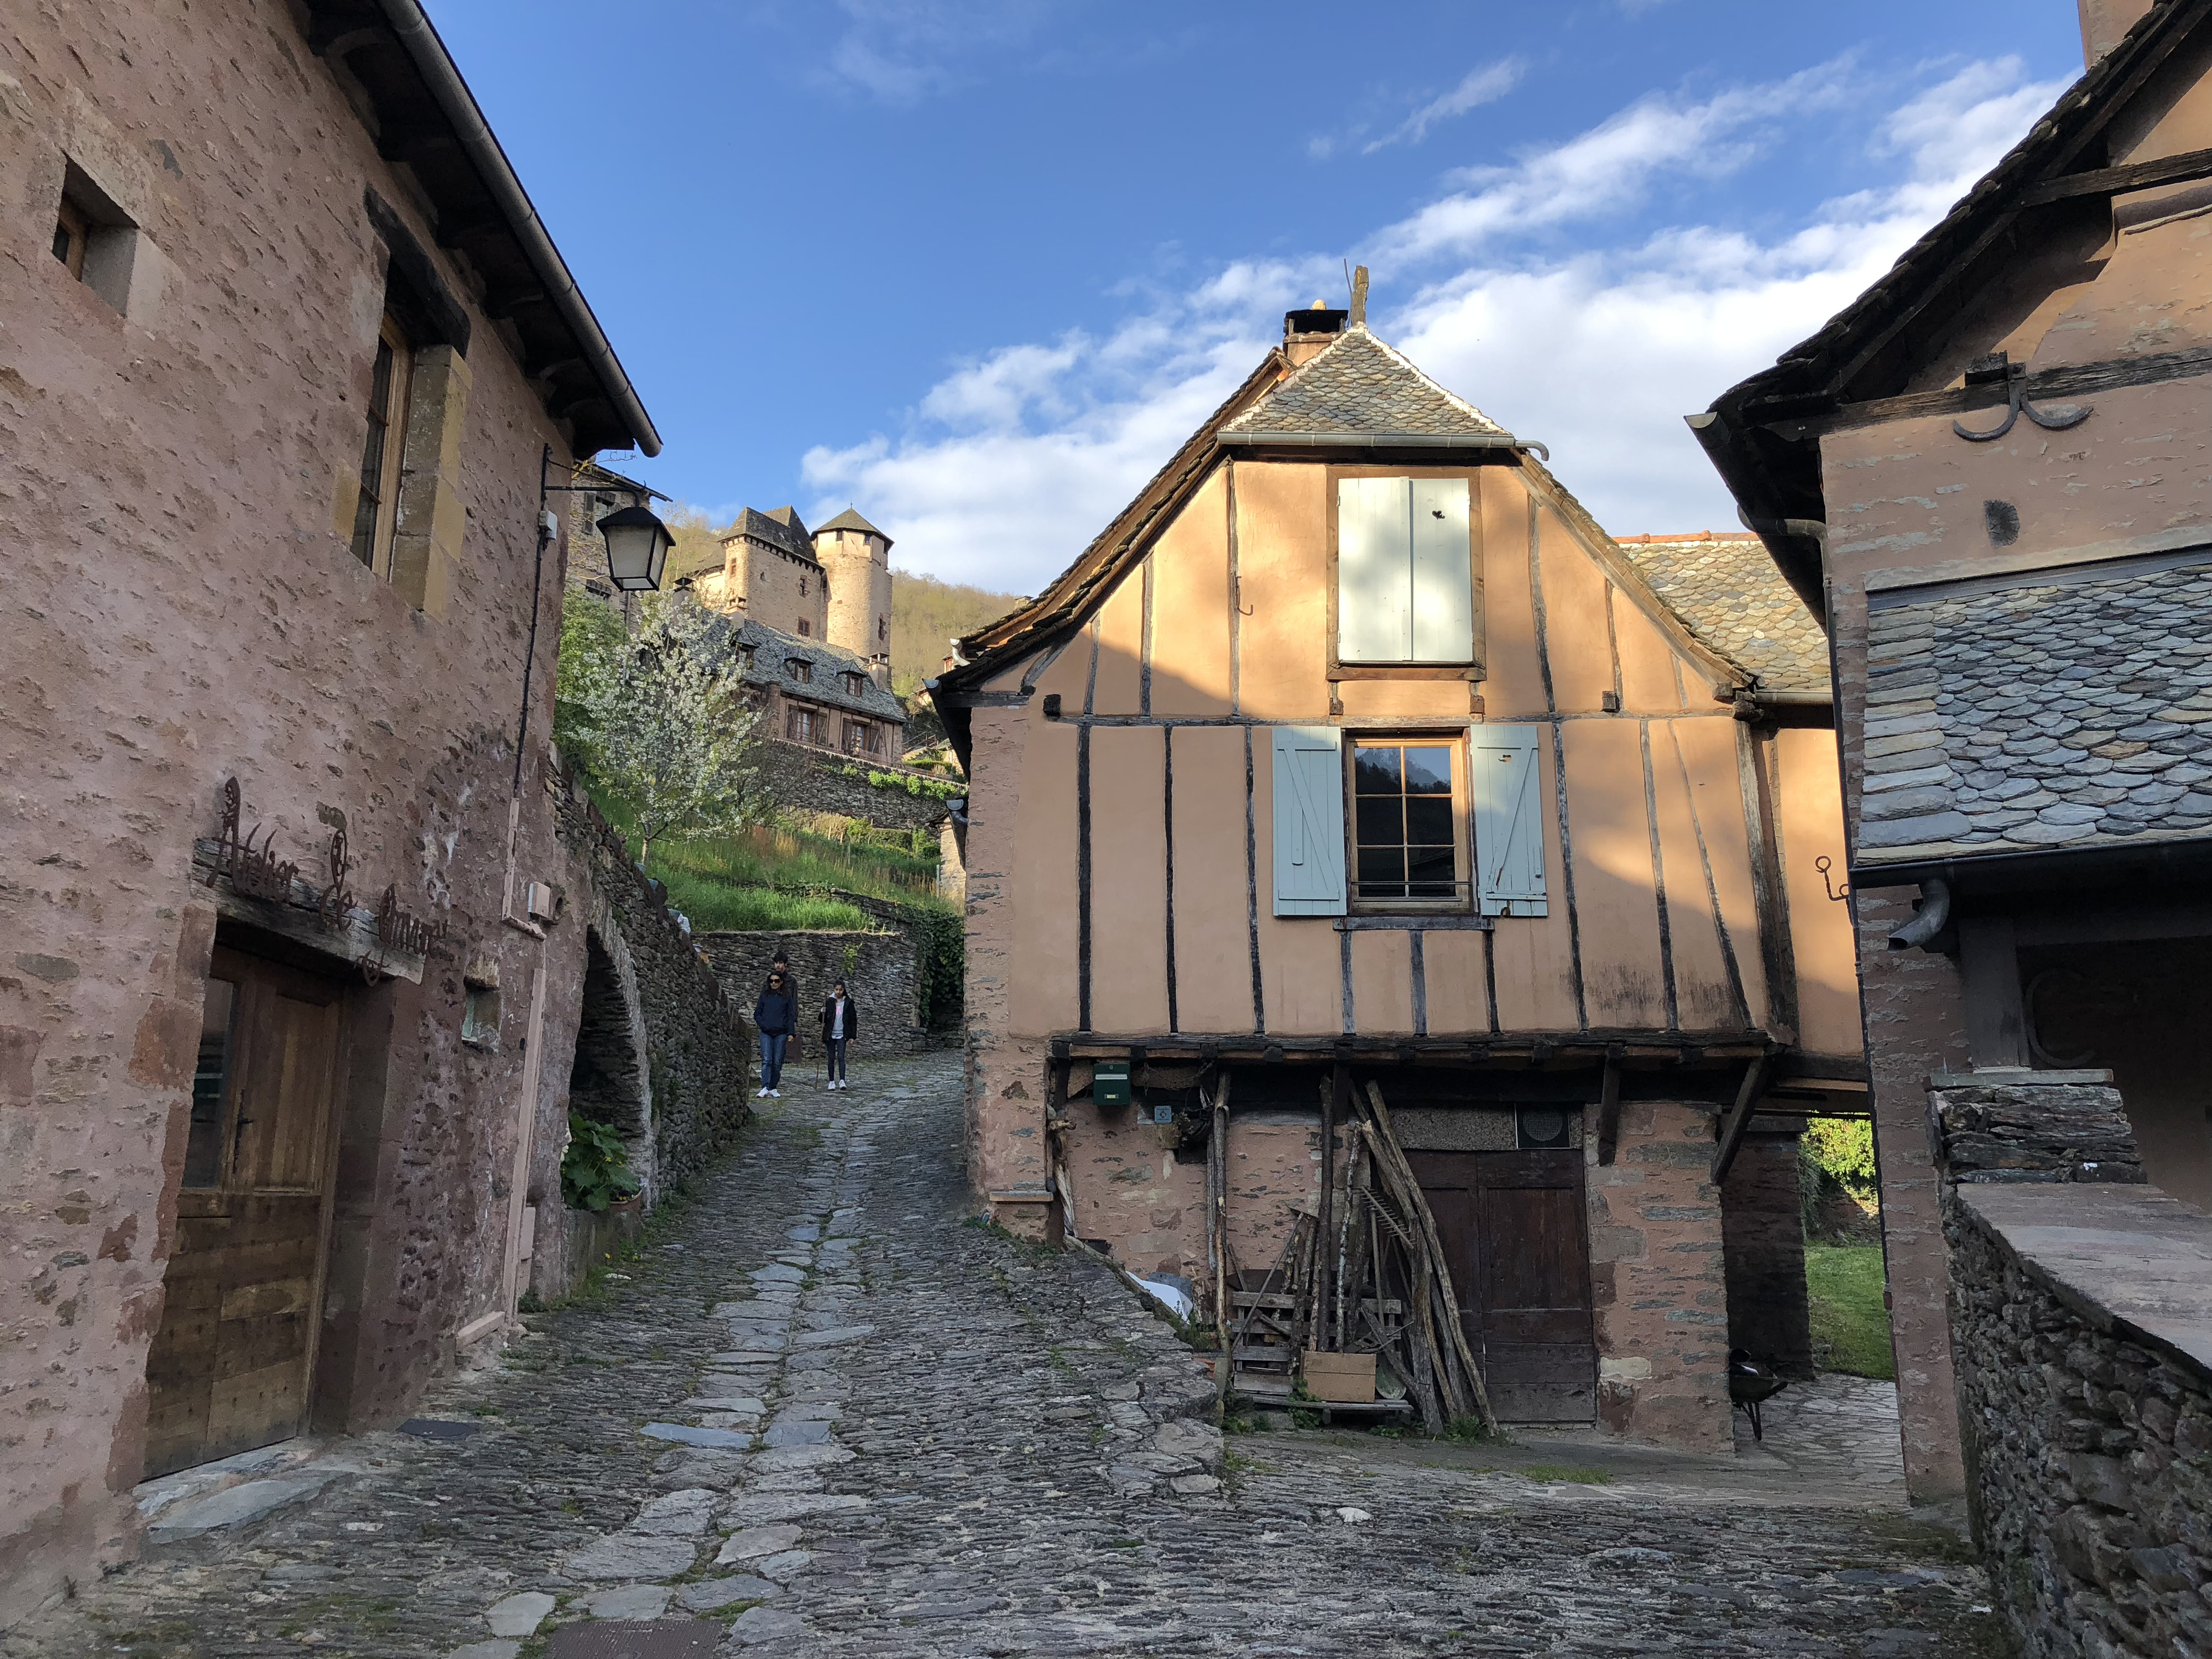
[8,1053,2009,1659]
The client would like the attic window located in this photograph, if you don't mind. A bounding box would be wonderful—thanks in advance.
[788,659,812,684]
[844,671,866,695]
[1335,474,1478,666]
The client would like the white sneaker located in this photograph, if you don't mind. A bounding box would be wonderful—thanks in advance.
[770,1088,781,1097]
[757,1087,769,1098]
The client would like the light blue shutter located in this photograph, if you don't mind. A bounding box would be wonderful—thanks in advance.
[1338,476,1411,662]
[1471,726,1547,917]
[1271,725,1347,917]
[1410,478,1473,662]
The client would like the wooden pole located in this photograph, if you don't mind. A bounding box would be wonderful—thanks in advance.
[1709,1055,1772,1186]
[1211,1072,1233,1418]
[1318,1060,1345,1351]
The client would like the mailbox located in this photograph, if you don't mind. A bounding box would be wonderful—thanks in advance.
[1093,1062,1131,1108]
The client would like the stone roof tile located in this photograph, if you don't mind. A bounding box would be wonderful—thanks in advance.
[1616,534,1830,693]
[1858,557,2212,863]
[1220,328,1509,439]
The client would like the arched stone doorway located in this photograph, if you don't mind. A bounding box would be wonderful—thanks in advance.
[566,926,653,1199]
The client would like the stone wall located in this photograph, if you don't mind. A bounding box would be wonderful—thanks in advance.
[756,739,954,832]
[1721,1126,1814,1379]
[1946,1185,2212,1659]
[697,927,929,1058]
[542,792,753,1296]
[1586,1100,1734,1453]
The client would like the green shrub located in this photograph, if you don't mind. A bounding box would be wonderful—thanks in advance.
[561,1110,640,1212]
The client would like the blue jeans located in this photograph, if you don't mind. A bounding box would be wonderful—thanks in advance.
[825,1038,848,1083]
[759,1032,788,1090]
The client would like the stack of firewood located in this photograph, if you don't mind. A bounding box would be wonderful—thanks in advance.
[1317,1081,1495,1435]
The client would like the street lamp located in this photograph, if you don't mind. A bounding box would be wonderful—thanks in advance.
[594,503,672,591]
[536,444,673,592]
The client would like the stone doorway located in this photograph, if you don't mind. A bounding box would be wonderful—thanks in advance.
[142,945,347,1479]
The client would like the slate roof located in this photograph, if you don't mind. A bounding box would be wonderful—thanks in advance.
[706,614,906,724]
[1858,556,2212,864]
[1220,327,1510,439]
[723,506,818,565]
[816,507,891,547]
[1618,535,1830,693]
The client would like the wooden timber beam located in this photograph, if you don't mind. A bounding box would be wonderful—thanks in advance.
[1709,1055,1773,1186]
[1595,1048,1624,1167]
[2017,142,2212,206]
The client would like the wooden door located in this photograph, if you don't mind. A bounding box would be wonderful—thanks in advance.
[1410,1148,1596,1423]
[143,947,344,1479]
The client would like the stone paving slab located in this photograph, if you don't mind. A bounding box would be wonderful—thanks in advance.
[1,1052,2008,1658]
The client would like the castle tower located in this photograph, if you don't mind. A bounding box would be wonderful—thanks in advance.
[813,508,894,676]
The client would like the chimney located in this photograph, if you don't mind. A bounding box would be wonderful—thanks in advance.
[2079,0,2155,67]
[869,658,892,692]
[1283,297,1348,367]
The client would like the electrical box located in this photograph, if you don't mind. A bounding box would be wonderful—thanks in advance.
[1092,1062,1131,1108]
[1151,1100,1175,1125]
[525,881,562,924]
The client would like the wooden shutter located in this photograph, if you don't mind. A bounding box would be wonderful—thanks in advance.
[1271,724,1347,917]
[1471,725,1547,917]
[1410,477,1474,661]
[1337,476,1411,662]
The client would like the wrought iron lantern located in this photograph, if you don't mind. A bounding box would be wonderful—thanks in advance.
[595,503,672,592]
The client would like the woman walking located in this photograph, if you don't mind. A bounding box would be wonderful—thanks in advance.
[818,979,860,1091]
[753,970,797,1099]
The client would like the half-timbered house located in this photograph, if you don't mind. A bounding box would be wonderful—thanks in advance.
[931,301,1866,1449]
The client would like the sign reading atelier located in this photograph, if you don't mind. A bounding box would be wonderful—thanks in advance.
[1337,476,1474,663]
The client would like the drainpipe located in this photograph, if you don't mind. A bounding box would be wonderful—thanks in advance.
[374,0,662,457]
[1887,879,1952,951]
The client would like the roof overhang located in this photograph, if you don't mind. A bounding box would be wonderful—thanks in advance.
[301,0,660,458]
[1695,0,2212,621]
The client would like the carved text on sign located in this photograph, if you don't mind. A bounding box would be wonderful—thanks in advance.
[218,776,299,902]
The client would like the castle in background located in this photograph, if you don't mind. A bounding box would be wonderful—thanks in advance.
[684,503,894,677]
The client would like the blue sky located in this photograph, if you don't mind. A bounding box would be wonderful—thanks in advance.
[435,1,2086,592]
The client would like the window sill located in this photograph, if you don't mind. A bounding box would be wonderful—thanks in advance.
[1332,913,1493,931]
[1328,664,1485,681]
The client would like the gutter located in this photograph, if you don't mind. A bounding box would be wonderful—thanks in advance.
[375,0,661,457]
[1221,431,1549,460]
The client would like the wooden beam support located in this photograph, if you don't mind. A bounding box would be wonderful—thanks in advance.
[1595,1048,1624,1167]
[2018,142,2212,206]
[1709,1055,1772,1186]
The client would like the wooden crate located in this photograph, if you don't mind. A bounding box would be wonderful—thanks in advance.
[1301,1349,1376,1404]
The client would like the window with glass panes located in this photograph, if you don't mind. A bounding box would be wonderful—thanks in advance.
[1352,737,1464,904]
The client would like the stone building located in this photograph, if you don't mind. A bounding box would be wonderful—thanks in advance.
[1701,1,2212,1645]
[931,304,1867,1449]
[0,0,744,1626]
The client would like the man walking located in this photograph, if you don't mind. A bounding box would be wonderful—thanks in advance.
[819,979,860,1091]
[754,970,797,1099]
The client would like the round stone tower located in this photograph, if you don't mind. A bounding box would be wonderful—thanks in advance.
[813,508,894,674]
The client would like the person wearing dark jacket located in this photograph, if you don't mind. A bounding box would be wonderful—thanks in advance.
[753,972,796,1098]
[818,980,859,1091]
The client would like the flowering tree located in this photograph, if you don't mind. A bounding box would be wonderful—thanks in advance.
[560,592,766,862]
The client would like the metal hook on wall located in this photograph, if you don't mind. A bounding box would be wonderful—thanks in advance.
[1815,855,1851,902]
[1953,354,2091,442]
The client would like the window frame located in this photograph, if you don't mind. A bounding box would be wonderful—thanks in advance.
[1325,465,1486,685]
[1343,727,1472,916]
[349,312,414,575]
[51,194,89,279]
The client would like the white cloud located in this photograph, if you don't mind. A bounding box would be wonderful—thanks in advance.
[1361,58,1528,154]
[807,56,2069,591]
[821,0,1053,104]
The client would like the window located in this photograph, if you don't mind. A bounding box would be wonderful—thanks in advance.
[787,706,820,744]
[49,163,144,315]
[878,617,888,643]
[1335,475,1476,665]
[51,194,88,278]
[797,618,811,637]
[787,659,811,684]
[844,671,866,696]
[846,720,869,754]
[350,313,414,571]
[182,978,237,1189]
[799,575,808,596]
[1351,737,1466,907]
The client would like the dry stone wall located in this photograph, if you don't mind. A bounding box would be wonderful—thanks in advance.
[697,928,929,1058]
[756,739,955,832]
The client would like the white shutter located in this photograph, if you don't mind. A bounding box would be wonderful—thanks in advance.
[1337,476,1411,662]
[1471,725,1547,917]
[1410,477,1474,661]
[1271,724,1347,917]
